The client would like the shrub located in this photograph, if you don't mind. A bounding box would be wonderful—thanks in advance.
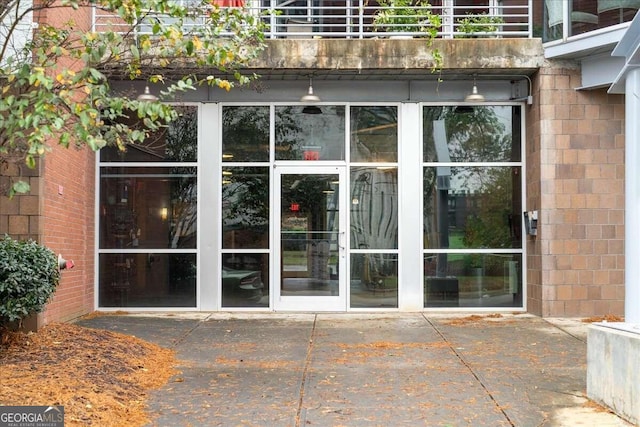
[0,235,60,326]
[373,0,441,36]
[456,13,504,35]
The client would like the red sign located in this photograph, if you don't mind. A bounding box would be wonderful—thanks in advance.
[303,150,319,161]
[290,203,300,212]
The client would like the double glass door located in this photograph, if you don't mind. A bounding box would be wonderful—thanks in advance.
[274,166,346,311]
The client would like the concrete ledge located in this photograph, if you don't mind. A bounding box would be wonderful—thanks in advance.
[254,38,544,73]
[103,38,543,79]
[587,323,640,425]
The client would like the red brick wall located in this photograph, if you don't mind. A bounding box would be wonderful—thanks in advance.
[0,147,95,325]
[28,3,96,324]
[40,144,96,324]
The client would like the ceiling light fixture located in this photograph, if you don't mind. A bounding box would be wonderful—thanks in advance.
[464,75,485,103]
[137,85,158,102]
[300,77,320,103]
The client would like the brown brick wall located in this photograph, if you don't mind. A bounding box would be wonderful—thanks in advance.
[527,62,625,317]
[525,70,543,315]
[0,163,44,241]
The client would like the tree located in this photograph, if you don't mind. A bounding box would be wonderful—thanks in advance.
[0,0,266,195]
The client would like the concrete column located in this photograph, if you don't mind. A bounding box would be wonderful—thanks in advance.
[626,69,640,323]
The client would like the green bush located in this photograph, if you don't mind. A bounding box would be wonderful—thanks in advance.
[0,235,60,326]
[456,13,504,35]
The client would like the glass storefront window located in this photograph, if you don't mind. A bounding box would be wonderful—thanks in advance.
[221,253,269,307]
[100,106,198,162]
[275,105,346,161]
[100,167,197,249]
[423,105,523,309]
[99,105,198,309]
[423,166,522,250]
[423,106,520,163]
[222,106,270,162]
[222,167,270,249]
[99,253,196,307]
[350,253,398,308]
[350,167,398,250]
[424,253,522,308]
[97,102,525,311]
[350,106,398,162]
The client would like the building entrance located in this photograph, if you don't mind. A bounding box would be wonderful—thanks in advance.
[274,166,347,311]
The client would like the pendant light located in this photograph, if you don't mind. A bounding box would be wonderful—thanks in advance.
[300,77,320,103]
[464,75,485,103]
[137,85,158,102]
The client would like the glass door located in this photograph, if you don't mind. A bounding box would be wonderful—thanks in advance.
[274,166,346,311]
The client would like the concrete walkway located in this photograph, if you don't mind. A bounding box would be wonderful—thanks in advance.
[77,313,633,427]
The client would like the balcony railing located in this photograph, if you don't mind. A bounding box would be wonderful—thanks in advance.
[93,1,533,39]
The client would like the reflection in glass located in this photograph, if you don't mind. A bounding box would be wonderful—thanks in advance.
[424,253,522,308]
[543,1,623,42]
[100,167,197,249]
[222,106,270,162]
[222,167,269,249]
[351,167,398,250]
[100,106,198,162]
[350,253,398,308]
[350,106,398,162]
[423,106,520,163]
[280,174,340,296]
[275,106,345,161]
[99,253,196,307]
[423,167,522,250]
[221,253,269,307]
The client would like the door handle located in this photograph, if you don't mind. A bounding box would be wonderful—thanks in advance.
[338,232,346,251]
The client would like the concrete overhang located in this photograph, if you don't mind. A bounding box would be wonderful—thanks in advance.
[101,38,544,81]
[248,38,544,80]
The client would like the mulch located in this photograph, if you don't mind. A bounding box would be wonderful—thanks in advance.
[0,322,177,426]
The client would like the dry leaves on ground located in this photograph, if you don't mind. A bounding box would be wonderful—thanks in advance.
[0,322,177,426]
[581,314,624,323]
[444,313,505,326]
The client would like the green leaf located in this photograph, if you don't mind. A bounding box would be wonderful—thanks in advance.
[25,155,36,169]
[11,180,31,195]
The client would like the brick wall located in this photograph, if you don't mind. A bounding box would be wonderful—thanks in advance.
[527,62,626,317]
[0,162,43,240]
[40,144,96,324]
[0,145,96,326]
[0,4,96,326]
[40,5,96,324]
[525,70,542,315]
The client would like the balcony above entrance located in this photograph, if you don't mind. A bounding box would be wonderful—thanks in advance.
[98,38,543,82]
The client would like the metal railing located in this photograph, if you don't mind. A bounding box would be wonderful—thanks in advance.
[92,1,532,39]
